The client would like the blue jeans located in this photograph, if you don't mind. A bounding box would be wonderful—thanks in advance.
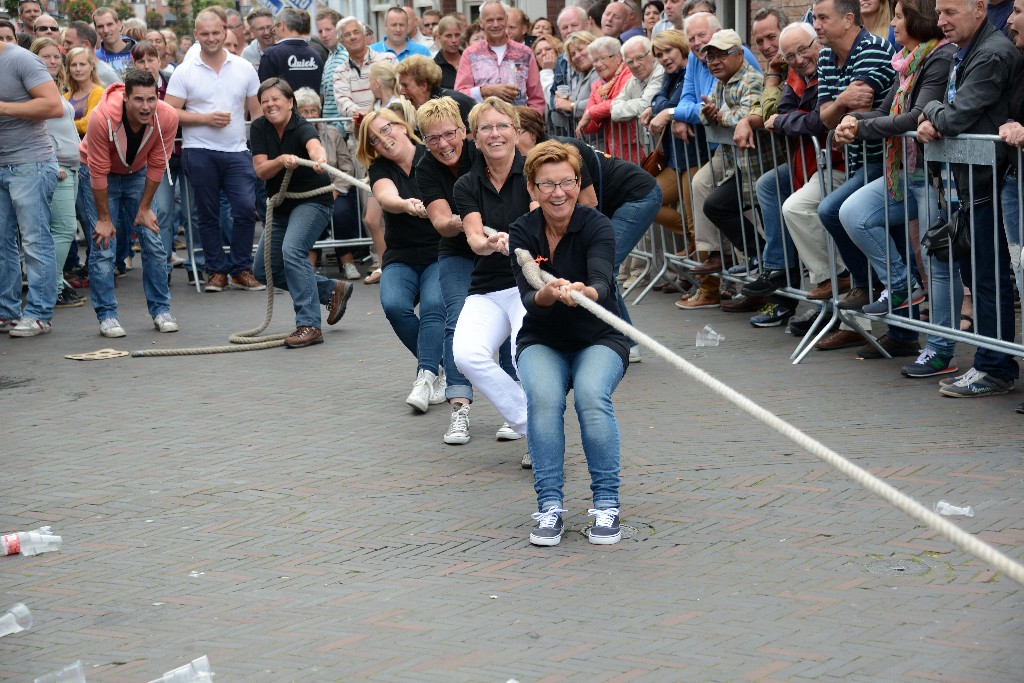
[152,170,176,276]
[49,166,78,290]
[0,160,59,322]
[519,343,624,512]
[182,148,257,276]
[69,161,98,271]
[437,254,518,402]
[177,164,204,270]
[87,168,172,321]
[379,261,444,374]
[755,165,799,271]
[1000,169,1023,296]
[819,163,883,287]
[612,183,662,327]
[254,201,334,327]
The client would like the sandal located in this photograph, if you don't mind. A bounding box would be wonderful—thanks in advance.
[959,314,974,333]
[363,267,382,285]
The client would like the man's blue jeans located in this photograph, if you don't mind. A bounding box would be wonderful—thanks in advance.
[611,182,662,325]
[87,168,172,321]
[379,261,444,375]
[519,343,625,513]
[0,160,59,322]
[819,163,883,287]
[253,201,333,327]
[755,165,799,272]
[1000,169,1023,296]
[182,148,257,276]
[68,161,98,272]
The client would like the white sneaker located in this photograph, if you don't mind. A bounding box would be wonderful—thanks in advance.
[429,366,447,404]
[628,345,642,363]
[9,317,52,337]
[443,402,471,445]
[341,262,361,280]
[405,369,435,413]
[99,317,126,338]
[168,253,185,266]
[153,312,179,333]
[496,422,524,440]
[521,452,532,469]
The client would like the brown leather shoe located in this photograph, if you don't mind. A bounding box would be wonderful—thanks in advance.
[690,252,724,275]
[806,275,851,300]
[721,295,770,312]
[285,325,323,348]
[675,288,721,309]
[815,329,863,350]
[230,269,267,291]
[836,286,872,310]
[325,280,353,326]
[205,273,228,292]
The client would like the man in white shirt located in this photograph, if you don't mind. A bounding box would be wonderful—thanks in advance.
[333,16,397,135]
[165,7,265,294]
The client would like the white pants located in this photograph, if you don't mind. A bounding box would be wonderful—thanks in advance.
[780,169,847,284]
[453,286,528,434]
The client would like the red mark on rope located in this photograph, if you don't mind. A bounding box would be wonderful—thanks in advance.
[534,256,548,265]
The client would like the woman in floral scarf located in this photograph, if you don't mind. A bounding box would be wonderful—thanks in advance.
[833,0,959,380]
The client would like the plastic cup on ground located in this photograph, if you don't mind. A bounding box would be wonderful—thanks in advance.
[0,603,32,637]
[696,325,724,347]
[34,660,86,683]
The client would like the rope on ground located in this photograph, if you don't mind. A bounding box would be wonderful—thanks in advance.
[514,248,1024,587]
[131,160,367,357]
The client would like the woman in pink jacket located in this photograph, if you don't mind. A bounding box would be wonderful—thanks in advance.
[576,36,638,163]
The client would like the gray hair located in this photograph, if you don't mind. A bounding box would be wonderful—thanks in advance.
[557,5,588,26]
[589,35,623,58]
[294,87,322,111]
[621,35,651,56]
[779,20,816,44]
[338,15,362,33]
[277,7,306,33]
[480,0,509,17]
[682,0,717,14]
[684,11,721,33]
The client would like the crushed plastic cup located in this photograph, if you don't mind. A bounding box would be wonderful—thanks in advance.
[34,660,86,683]
[147,655,213,683]
[0,603,32,637]
[696,325,725,347]
[934,500,975,517]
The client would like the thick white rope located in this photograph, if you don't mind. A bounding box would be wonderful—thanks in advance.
[514,248,1024,587]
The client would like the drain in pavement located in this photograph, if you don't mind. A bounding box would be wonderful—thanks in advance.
[866,558,930,576]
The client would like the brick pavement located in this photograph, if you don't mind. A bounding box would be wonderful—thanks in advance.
[2,265,1023,682]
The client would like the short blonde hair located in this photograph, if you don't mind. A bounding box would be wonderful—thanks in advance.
[416,96,464,132]
[355,108,422,168]
[651,28,689,58]
[525,140,582,185]
[395,54,442,90]
[467,96,520,135]
[563,31,597,70]
[532,34,563,58]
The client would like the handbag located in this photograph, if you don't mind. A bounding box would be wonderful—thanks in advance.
[922,206,972,261]
[640,130,667,177]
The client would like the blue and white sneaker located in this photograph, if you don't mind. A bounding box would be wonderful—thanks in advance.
[749,303,794,328]
[938,367,1015,397]
[530,507,567,546]
[863,286,926,315]
[587,508,621,545]
[902,349,958,378]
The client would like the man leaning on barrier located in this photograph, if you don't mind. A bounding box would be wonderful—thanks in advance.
[917,0,1022,399]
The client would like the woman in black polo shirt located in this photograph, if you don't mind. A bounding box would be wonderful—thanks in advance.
[250,77,353,349]
[509,140,629,547]
[355,108,445,413]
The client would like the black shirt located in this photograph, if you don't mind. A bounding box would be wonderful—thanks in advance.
[123,103,146,167]
[509,203,629,368]
[431,87,476,128]
[250,114,332,212]
[434,51,459,90]
[555,136,657,216]
[416,138,478,259]
[368,145,441,267]
[257,38,325,94]
[453,149,532,295]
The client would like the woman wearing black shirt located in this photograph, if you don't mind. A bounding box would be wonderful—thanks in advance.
[509,141,629,547]
[250,78,353,348]
[356,108,445,412]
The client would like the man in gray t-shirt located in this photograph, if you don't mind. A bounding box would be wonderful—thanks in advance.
[0,42,63,337]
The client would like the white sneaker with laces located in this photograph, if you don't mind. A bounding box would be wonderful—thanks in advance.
[341,262,361,280]
[443,402,471,445]
[405,369,435,412]
[429,366,447,404]
[99,318,126,338]
[496,422,524,440]
[153,312,179,333]
[9,317,52,337]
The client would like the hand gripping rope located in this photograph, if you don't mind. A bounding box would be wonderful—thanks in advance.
[130,160,371,357]
[513,248,1024,587]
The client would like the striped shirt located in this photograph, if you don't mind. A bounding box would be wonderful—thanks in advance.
[332,48,397,134]
[817,28,895,170]
[321,43,350,131]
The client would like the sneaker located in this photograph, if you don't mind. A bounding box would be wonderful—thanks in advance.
[902,349,958,378]
[939,367,1015,398]
[741,268,800,297]
[188,269,206,285]
[55,286,84,308]
[749,303,794,328]
[429,367,447,404]
[284,325,323,348]
[406,369,436,412]
[341,262,361,280]
[153,312,179,333]
[496,422,524,441]
[628,345,642,363]
[529,507,567,546]
[325,280,353,325]
[230,270,266,291]
[123,256,133,271]
[168,253,185,267]
[9,318,52,337]
[205,273,228,292]
[854,333,919,360]
[0,318,15,332]
[99,317,126,338]
[587,507,622,545]
[788,308,824,337]
[863,287,926,315]
[443,402,471,445]
[67,275,89,289]
[1015,401,1024,414]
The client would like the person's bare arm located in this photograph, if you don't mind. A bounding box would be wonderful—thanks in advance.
[0,80,63,120]
[163,94,227,127]
[426,198,464,237]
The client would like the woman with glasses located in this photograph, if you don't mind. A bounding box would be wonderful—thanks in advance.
[356,108,445,410]
[577,37,639,162]
[509,140,629,547]
[834,0,957,378]
[250,78,354,349]
[451,98,532,468]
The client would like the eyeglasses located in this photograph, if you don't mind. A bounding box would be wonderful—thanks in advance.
[476,122,514,134]
[369,123,394,146]
[592,53,619,65]
[535,177,579,194]
[424,128,460,146]
[782,38,817,63]
[624,50,651,67]
[35,25,59,32]
[704,47,741,64]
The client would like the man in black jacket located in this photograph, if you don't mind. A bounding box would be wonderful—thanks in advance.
[919,0,1022,398]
